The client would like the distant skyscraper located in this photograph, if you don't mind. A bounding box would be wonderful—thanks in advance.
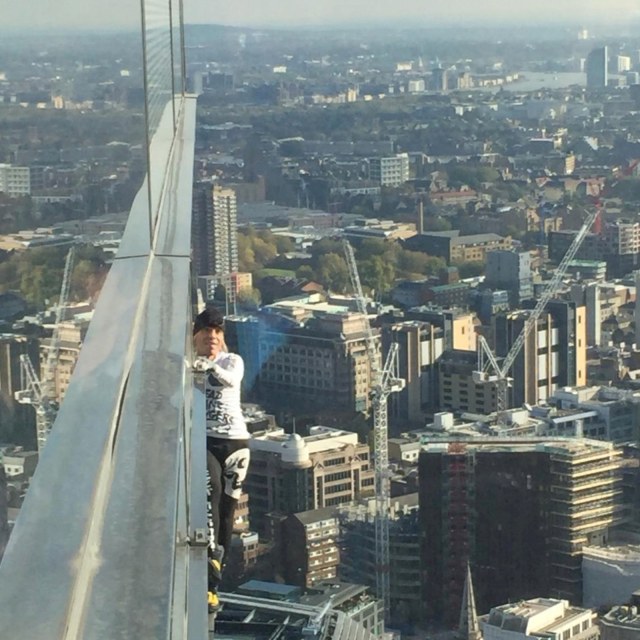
[191,183,238,277]
[494,300,587,407]
[211,185,238,275]
[383,321,444,427]
[586,46,608,89]
[419,438,625,624]
[431,67,448,92]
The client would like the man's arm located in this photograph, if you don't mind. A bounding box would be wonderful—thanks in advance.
[193,353,244,387]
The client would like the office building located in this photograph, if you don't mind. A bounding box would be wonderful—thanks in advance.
[602,221,640,277]
[566,260,607,282]
[477,289,510,325]
[0,164,31,197]
[224,531,261,590]
[485,250,533,306]
[549,230,602,269]
[278,507,340,587]
[437,349,498,414]
[551,386,640,443]
[339,494,421,626]
[494,300,587,407]
[368,153,410,187]
[39,320,88,405]
[551,221,640,279]
[230,300,379,413]
[246,426,374,537]
[383,320,444,426]
[617,55,632,73]
[586,47,608,89]
[405,307,477,352]
[405,230,512,264]
[482,598,598,640]
[419,438,624,624]
[431,67,449,91]
[191,183,238,277]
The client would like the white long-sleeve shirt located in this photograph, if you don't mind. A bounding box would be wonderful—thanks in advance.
[198,351,249,440]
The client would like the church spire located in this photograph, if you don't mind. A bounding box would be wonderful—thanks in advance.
[459,562,482,640]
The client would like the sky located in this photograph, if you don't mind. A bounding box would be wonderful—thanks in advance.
[1,0,638,31]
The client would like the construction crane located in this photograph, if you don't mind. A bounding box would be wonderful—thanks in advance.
[474,205,600,416]
[343,239,404,618]
[15,354,56,451]
[15,246,76,451]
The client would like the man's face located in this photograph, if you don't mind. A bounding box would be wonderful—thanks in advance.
[194,327,224,359]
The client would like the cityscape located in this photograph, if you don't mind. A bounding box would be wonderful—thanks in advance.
[1,2,640,639]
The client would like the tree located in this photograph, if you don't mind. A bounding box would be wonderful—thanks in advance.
[423,216,452,232]
[274,235,294,254]
[252,237,277,265]
[316,253,349,293]
[359,255,396,294]
[397,249,446,278]
[237,286,262,309]
[296,265,315,281]
[455,261,485,278]
[238,234,258,272]
[310,237,343,261]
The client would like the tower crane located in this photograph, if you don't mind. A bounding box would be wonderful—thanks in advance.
[474,205,600,416]
[343,239,405,618]
[15,246,76,451]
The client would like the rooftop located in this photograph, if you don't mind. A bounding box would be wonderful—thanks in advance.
[602,606,640,629]
[485,598,592,637]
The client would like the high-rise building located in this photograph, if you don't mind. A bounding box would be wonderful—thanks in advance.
[383,321,444,427]
[419,438,625,624]
[404,307,477,352]
[431,67,448,91]
[339,494,422,627]
[368,153,410,187]
[278,507,340,587]
[229,303,379,414]
[485,250,533,306]
[482,598,598,640]
[0,164,31,197]
[245,426,374,537]
[191,182,238,277]
[211,185,239,274]
[617,55,632,73]
[586,46,608,89]
[437,349,498,414]
[494,300,586,407]
[39,320,88,405]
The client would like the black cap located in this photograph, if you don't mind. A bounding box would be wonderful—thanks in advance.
[193,307,225,335]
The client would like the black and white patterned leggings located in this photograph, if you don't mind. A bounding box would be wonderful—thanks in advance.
[206,437,250,570]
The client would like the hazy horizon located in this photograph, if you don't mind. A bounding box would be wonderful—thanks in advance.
[0,0,638,32]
